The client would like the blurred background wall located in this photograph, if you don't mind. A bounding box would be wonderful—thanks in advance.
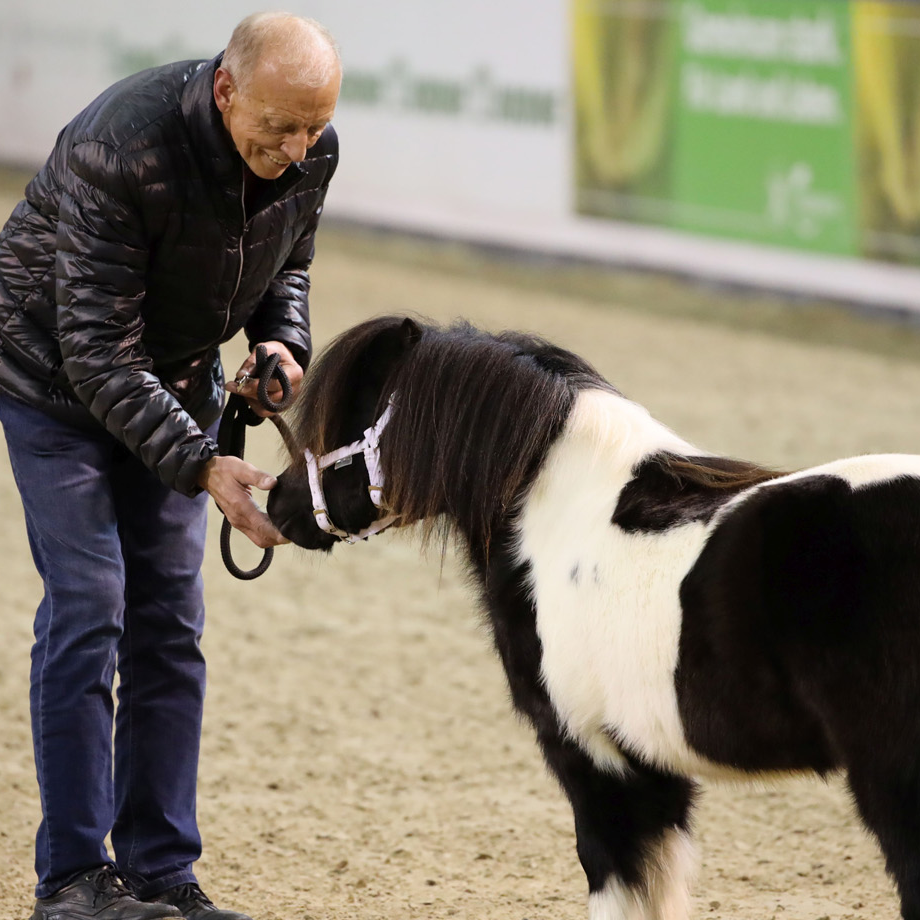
[2,0,918,313]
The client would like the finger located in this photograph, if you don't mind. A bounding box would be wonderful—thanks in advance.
[244,397,273,419]
[257,515,291,546]
[233,508,290,548]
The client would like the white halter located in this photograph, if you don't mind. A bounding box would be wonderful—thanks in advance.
[303,401,399,544]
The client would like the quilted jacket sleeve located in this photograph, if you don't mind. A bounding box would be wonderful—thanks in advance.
[56,140,217,495]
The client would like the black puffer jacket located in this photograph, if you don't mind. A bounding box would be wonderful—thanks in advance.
[0,54,337,495]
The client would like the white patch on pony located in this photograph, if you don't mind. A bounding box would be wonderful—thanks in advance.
[646,828,696,919]
[516,390,920,781]
[588,828,695,920]
[517,389,723,777]
[588,880,647,920]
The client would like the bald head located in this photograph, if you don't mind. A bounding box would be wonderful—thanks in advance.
[214,12,341,179]
[222,12,341,94]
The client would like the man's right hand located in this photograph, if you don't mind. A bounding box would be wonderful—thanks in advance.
[197,455,289,548]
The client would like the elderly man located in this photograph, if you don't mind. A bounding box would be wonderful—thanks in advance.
[0,12,341,920]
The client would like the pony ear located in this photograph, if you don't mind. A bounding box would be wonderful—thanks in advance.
[361,316,421,384]
[299,314,426,452]
[337,316,422,437]
[400,317,423,346]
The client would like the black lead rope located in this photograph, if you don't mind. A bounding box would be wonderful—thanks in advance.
[216,345,296,580]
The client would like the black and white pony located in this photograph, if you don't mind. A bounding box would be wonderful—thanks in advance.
[268,314,920,920]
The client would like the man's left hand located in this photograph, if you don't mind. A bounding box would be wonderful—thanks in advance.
[226,340,303,417]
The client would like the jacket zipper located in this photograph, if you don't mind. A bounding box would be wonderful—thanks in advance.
[217,165,248,343]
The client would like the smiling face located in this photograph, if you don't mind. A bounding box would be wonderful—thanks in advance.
[213,60,340,180]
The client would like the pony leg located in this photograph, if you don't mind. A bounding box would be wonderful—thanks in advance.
[540,732,697,920]
[589,828,696,920]
[847,763,920,920]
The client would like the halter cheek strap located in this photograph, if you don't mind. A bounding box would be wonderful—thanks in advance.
[303,402,400,544]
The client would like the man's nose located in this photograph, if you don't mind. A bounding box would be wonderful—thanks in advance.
[281,130,311,163]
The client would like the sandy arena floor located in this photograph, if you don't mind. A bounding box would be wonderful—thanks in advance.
[2,173,920,919]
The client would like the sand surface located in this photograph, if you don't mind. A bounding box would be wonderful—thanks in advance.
[2,176,919,919]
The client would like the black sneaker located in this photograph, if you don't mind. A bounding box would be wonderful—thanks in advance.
[147,883,253,920]
[31,865,183,920]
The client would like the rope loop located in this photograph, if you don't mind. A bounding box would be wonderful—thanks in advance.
[217,345,296,580]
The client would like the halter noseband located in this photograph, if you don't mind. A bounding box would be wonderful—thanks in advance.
[303,401,399,544]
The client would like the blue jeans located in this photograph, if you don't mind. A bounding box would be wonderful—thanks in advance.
[0,394,211,899]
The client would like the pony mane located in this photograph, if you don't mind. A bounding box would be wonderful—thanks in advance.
[383,322,613,547]
[660,454,784,491]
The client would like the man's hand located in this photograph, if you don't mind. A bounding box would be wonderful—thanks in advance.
[198,455,289,548]
[225,340,303,418]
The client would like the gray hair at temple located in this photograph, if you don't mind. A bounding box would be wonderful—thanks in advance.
[222,12,342,93]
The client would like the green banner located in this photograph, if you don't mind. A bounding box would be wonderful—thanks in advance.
[573,0,920,266]
[672,0,856,254]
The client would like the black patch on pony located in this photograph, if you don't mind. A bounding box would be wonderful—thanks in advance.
[676,473,920,776]
[613,452,783,533]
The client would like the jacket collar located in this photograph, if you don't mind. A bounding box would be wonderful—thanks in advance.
[180,53,311,205]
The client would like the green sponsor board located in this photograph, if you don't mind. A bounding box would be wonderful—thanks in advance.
[574,0,920,265]
[672,0,857,255]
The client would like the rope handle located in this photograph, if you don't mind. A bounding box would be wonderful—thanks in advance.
[218,345,296,580]
[256,347,293,412]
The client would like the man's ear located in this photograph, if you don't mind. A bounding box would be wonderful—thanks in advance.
[213,67,233,114]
